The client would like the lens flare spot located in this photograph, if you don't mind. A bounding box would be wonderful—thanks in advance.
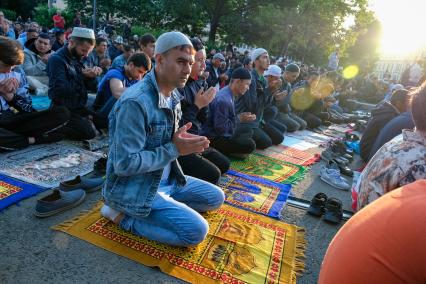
[343,65,359,79]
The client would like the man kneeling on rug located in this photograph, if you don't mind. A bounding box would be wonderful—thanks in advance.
[101,31,225,247]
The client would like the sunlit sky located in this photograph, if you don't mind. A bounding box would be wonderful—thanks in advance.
[370,0,426,55]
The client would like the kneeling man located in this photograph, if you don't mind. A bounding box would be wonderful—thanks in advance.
[101,32,224,247]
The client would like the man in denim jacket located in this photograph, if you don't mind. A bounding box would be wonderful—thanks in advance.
[101,32,225,247]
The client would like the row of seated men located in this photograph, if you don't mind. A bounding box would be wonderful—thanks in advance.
[0,28,337,185]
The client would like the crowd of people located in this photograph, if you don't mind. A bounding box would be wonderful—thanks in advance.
[0,10,425,282]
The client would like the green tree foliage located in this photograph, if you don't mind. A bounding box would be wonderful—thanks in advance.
[61,0,380,67]
[0,8,16,20]
[34,4,74,29]
[0,0,44,18]
[344,14,382,73]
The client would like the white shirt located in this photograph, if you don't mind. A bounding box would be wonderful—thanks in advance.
[213,67,220,91]
[160,95,173,182]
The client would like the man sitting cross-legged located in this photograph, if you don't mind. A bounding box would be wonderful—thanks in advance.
[101,32,224,247]
[202,67,256,158]
[0,36,69,151]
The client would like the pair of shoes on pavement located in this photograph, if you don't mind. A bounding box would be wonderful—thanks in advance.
[320,165,351,190]
[307,192,343,224]
[326,140,354,160]
[34,175,105,218]
[321,149,351,165]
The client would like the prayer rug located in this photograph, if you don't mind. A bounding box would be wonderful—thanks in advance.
[53,202,306,284]
[281,136,318,151]
[230,154,306,184]
[256,145,320,166]
[0,143,103,188]
[218,170,292,218]
[0,173,46,211]
[286,130,331,146]
[61,135,109,152]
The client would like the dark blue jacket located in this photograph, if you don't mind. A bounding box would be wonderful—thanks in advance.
[108,45,123,62]
[235,69,272,126]
[177,77,208,135]
[47,45,89,114]
[205,62,225,89]
[202,86,235,138]
[275,79,292,114]
[368,111,415,160]
[360,101,400,162]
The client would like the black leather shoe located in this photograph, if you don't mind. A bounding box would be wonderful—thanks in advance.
[307,193,328,217]
[324,198,343,224]
[330,159,353,177]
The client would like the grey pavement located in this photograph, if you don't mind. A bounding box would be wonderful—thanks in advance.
[0,150,358,284]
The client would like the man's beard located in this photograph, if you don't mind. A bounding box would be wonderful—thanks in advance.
[70,46,83,60]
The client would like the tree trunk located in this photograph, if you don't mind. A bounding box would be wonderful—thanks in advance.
[208,17,219,43]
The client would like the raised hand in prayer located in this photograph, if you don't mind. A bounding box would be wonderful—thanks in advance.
[173,122,210,155]
[273,90,287,101]
[194,86,217,109]
[0,78,19,100]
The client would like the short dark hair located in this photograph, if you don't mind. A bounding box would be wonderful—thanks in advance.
[55,30,64,39]
[70,36,96,46]
[410,82,426,131]
[190,37,204,51]
[38,33,50,40]
[139,33,156,47]
[127,52,151,71]
[0,36,24,66]
[243,57,252,66]
[123,44,134,52]
[390,89,410,105]
[96,37,107,46]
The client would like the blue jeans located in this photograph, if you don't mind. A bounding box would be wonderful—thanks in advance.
[120,176,225,247]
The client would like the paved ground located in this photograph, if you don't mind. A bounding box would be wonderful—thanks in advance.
[0,148,358,284]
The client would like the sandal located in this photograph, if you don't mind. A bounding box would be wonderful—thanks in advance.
[323,198,343,224]
[307,193,328,217]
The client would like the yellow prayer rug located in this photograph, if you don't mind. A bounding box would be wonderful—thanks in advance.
[230,153,307,184]
[53,202,306,284]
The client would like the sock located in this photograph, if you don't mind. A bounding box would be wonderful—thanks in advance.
[101,204,121,222]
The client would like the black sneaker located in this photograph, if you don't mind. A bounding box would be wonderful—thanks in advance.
[94,156,107,176]
[323,198,343,224]
[307,193,328,217]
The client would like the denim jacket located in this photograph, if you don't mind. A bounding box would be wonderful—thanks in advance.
[102,70,186,217]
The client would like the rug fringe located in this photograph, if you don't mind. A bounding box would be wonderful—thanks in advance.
[51,201,103,231]
[292,227,307,280]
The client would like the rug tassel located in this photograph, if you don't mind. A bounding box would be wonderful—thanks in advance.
[51,201,103,231]
[292,226,307,279]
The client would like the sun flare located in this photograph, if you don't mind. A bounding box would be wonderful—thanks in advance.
[372,0,426,56]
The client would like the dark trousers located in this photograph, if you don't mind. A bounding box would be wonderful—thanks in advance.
[61,111,97,141]
[251,122,285,149]
[0,106,70,151]
[178,147,230,184]
[210,124,256,156]
[301,112,330,129]
[276,112,307,132]
[92,96,117,129]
